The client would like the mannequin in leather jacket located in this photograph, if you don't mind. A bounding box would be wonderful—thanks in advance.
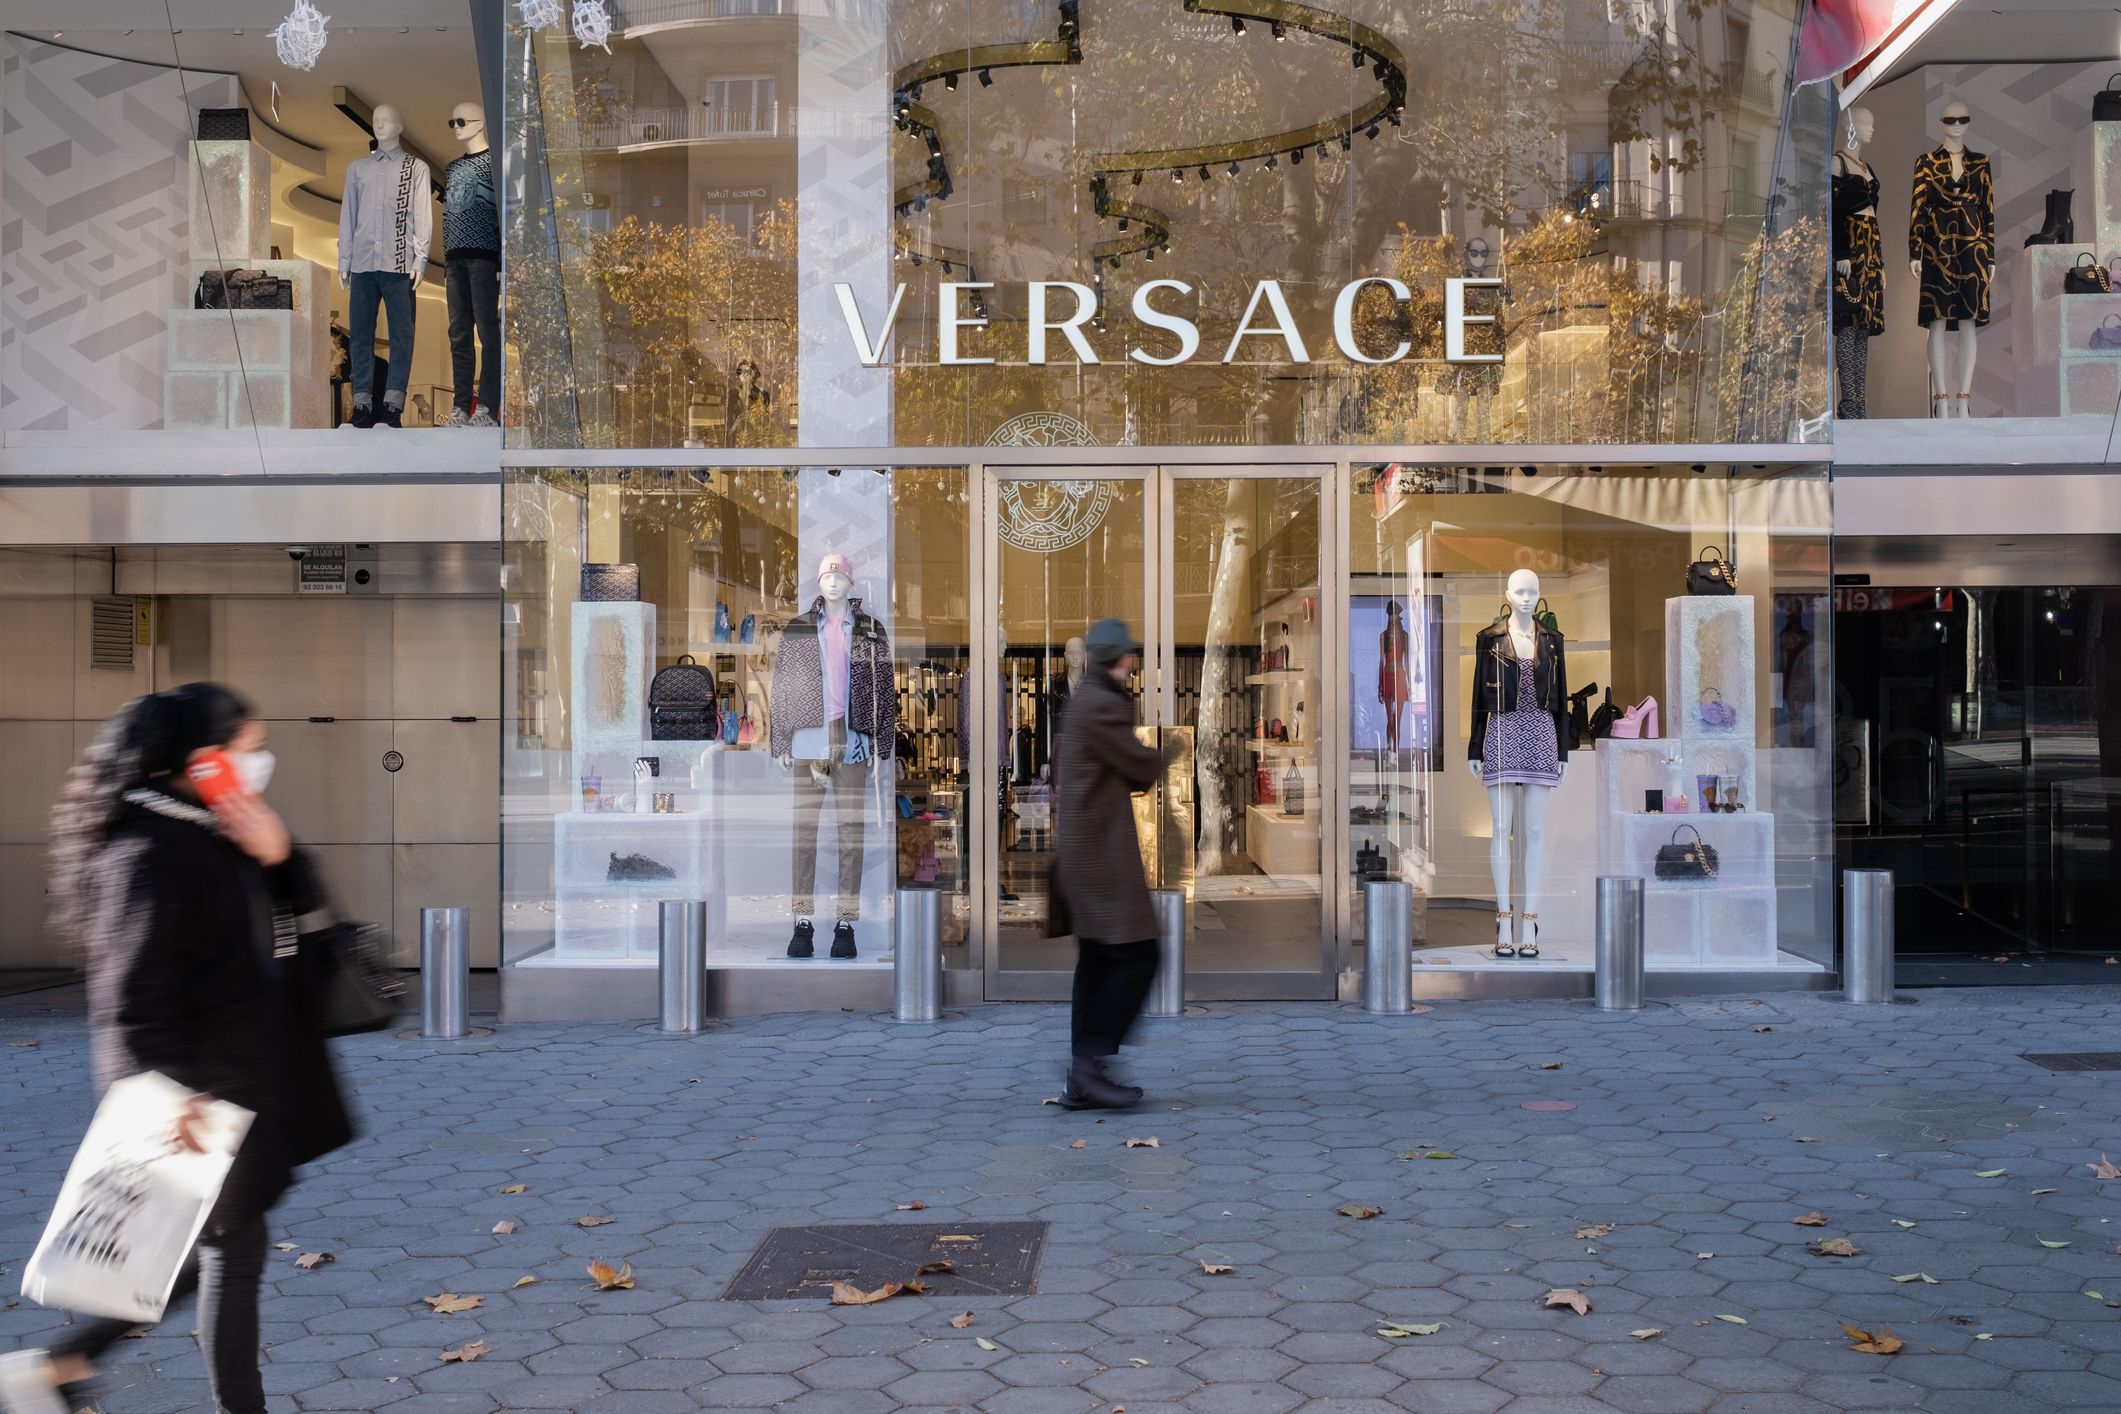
[1467,569,1569,957]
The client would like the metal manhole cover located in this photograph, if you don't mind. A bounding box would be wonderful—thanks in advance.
[2020,1051,2121,1072]
[721,1221,1048,1301]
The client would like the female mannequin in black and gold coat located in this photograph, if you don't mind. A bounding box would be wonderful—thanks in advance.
[1908,99,1994,418]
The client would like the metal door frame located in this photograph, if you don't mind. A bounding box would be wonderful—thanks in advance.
[975,459,1339,1002]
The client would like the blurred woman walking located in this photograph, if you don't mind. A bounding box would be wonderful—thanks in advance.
[0,684,354,1414]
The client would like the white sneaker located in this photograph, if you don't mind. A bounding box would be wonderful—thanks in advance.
[0,1351,66,1414]
[442,407,473,428]
[467,409,499,427]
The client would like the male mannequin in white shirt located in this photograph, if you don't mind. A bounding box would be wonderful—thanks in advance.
[338,104,432,428]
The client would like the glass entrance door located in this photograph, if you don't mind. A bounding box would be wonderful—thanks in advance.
[980,466,1330,1001]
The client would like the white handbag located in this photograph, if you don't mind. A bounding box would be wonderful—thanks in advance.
[23,1072,253,1323]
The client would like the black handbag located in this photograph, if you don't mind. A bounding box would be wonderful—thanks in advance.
[195,269,293,311]
[1654,824,1719,880]
[197,107,252,141]
[296,917,402,1037]
[2065,252,2114,294]
[1567,682,1599,751]
[2098,74,2121,122]
[579,563,640,602]
[1588,687,1621,740]
[1687,545,1737,596]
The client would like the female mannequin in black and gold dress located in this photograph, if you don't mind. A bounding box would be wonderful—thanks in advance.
[1832,107,1883,418]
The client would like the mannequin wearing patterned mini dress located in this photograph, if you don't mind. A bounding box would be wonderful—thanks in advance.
[1908,99,1994,417]
[1467,569,1571,957]
[1832,107,1884,418]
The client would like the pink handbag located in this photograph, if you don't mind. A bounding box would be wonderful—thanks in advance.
[1607,695,1660,739]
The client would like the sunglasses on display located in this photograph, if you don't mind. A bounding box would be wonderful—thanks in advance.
[1941,115,1969,125]
[449,118,473,128]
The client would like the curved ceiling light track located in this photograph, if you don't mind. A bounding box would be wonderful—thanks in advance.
[892,0,1406,282]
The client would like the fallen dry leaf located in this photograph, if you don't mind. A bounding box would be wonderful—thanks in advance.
[1543,1288,1591,1316]
[2038,1237,2072,1249]
[491,1220,517,1235]
[1070,1140,1087,1150]
[1422,1150,1460,1160]
[1124,1137,1160,1148]
[7,1040,38,1048]
[1336,1203,1384,1220]
[916,1260,956,1276]
[937,1234,976,1243]
[895,1201,928,1211]
[1630,1328,1662,1340]
[512,1275,537,1289]
[1811,1239,1859,1258]
[576,1215,613,1228]
[1841,1321,1904,1356]
[830,1280,923,1306]
[951,1312,975,1329]
[587,1260,636,1291]
[1892,1220,1917,1229]
[1574,1224,1614,1240]
[2090,1155,2121,1181]
[1128,1358,1150,1367]
[1376,1322,1445,1337]
[1540,1061,1563,1070]
[1793,1212,1828,1226]
[1890,1273,1938,1284]
[1973,1169,2007,1179]
[273,1241,300,1251]
[1714,1314,1748,1325]
[975,1337,998,1351]
[2032,1189,2057,1196]
[1198,1260,1232,1276]
[499,1184,526,1194]
[1795,1136,1818,1144]
[423,1293,484,1315]
[1696,1252,1716,1260]
[440,1340,487,1363]
[295,1252,334,1270]
[1752,1025,1773,1033]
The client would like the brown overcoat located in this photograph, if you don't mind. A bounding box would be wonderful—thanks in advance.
[1053,671,1165,944]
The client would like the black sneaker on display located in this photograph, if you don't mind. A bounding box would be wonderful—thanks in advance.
[349,403,376,429]
[787,919,815,958]
[377,403,403,428]
[606,851,676,882]
[830,920,857,959]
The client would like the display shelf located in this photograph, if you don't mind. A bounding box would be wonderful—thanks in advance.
[1247,740,1313,755]
[1246,803,1320,875]
[1245,669,1312,686]
[1616,810,1775,887]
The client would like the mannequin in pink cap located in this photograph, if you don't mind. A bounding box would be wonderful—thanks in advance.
[769,552,895,958]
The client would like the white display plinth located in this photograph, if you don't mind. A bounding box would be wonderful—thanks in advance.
[553,811,713,962]
[1246,802,1319,876]
[569,601,656,795]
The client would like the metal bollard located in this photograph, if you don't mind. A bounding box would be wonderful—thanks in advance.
[1842,868,1895,1003]
[1362,879,1414,1014]
[894,886,942,1023]
[1147,889,1186,1017]
[658,900,708,1033]
[1594,877,1645,1011]
[419,906,470,1039]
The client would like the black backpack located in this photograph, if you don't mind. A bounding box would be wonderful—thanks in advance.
[648,655,719,740]
[1588,687,1622,741]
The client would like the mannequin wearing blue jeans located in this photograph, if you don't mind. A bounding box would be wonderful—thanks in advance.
[347,270,413,418]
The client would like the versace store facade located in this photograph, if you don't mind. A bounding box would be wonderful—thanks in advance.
[497,0,1836,1018]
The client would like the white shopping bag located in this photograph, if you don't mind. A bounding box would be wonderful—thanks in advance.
[21,1071,253,1323]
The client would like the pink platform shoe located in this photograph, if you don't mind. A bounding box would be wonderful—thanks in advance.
[1607,695,1660,739]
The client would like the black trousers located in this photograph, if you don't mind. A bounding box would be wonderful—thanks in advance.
[1071,937,1158,1060]
[445,254,501,415]
[50,1215,269,1414]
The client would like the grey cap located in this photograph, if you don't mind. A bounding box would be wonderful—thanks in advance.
[1084,617,1142,665]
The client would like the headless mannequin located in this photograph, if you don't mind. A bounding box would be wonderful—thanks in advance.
[1833,109,1877,282]
[1467,569,1566,956]
[1910,100,1983,418]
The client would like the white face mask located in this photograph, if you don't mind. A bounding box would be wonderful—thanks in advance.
[232,749,275,796]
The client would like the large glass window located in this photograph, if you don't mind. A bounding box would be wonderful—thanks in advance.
[507,0,1828,449]
[502,467,971,973]
[1347,464,1832,975]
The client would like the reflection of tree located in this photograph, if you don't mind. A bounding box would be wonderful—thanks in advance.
[1718,211,1828,440]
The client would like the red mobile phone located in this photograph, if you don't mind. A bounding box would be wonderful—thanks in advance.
[186,750,248,809]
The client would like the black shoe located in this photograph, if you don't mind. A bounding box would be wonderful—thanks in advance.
[349,403,376,429]
[1058,1059,1141,1110]
[787,919,815,958]
[606,851,675,882]
[377,403,403,428]
[830,920,857,959]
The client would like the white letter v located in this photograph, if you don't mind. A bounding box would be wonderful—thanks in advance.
[834,283,908,366]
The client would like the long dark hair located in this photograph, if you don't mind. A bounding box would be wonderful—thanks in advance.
[47,683,253,947]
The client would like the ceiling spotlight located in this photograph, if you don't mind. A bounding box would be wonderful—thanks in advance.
[1339,131,1352,151]
[1352,48,1365,66]
[1118,217,1129,230]
[910,251,923,266]
[940,261,952,275]
[1265,153,1278,168]
[1318,141,1331,159]
[944,71,958,90]
[1520,466,1538,476]
[1227,160,1241,176]
[1131,170,1143,185]
[1146,247,1156,261]
[1172,167,1184,183]
[1231,14,1246,33]
[979,67,993,86]
[909,81,923,100]
[1366,123,1380,139]
[1272,20,1287,40]
[1291,146,1303,165]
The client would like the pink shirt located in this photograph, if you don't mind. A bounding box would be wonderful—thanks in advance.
[820,608,853,722]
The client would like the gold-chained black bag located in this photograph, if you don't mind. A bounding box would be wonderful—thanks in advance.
[1653,823,1719,880]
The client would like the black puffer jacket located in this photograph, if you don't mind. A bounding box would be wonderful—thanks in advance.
[83,795,355,1234]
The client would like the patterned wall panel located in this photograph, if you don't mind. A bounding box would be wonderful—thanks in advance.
[2,38,235,430]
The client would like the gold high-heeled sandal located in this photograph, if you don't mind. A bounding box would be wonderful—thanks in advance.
[1493,909,1516,958]
[1518,912,1540,957]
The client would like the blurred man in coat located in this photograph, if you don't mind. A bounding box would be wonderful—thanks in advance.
[1052,618,1167,1109]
